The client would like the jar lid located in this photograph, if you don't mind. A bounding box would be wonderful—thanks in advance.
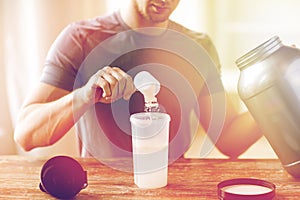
[235,36,282,69]
[217,178,276,200]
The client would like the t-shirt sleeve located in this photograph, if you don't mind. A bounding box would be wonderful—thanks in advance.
[193,33,221,74]
[40,23,84,91]
[190,33,223,96]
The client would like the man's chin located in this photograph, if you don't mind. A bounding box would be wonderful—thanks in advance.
[149,15,170,24]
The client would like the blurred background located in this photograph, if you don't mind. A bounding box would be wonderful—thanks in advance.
[1,0,299,158]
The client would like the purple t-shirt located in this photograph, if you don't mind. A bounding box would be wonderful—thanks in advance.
[40,11,222,162]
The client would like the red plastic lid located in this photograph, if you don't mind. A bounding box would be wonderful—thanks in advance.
[217,178,276,200]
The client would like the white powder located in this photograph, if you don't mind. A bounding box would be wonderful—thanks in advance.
[222,184,272,195]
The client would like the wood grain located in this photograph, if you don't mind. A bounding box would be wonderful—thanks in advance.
[0,156,299,199]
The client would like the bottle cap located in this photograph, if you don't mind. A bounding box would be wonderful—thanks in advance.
[39,156,88,199]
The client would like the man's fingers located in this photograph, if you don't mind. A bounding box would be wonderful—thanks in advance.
[90,66,135,103]
[92,77,111,98]
[112,67,136,100]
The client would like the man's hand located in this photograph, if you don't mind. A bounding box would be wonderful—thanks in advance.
[79,66,136,105]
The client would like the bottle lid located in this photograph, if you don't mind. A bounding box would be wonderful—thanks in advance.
[217,178,276,200]
[235,36,282,69]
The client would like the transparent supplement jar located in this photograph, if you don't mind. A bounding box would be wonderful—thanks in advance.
[130,112,170,188]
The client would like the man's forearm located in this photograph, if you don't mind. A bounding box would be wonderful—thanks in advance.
[14,90,90,151]
[215,112,263,158]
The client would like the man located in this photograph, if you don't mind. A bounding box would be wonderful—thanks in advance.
[14,0,262,161]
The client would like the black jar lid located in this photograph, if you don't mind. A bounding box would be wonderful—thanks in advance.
[39,155,88,199]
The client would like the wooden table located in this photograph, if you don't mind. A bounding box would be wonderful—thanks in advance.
[0,156,299,199]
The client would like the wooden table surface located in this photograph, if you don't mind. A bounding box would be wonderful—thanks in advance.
[0,156,299,199]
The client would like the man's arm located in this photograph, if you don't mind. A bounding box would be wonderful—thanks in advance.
[14,83,83,151]
[215,105,262,158]
[199,86,262,158]
[14,67,135,151]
